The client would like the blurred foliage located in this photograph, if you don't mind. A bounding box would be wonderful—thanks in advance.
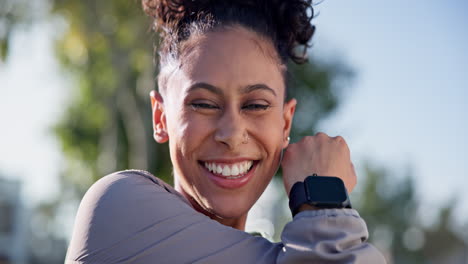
[27,201,68,264]
[50,0,172,196]
[288,61,353,140]
[353,163,466,264]
[0,0,42,61]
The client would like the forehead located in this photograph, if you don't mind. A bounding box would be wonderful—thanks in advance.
[172,26,285,96]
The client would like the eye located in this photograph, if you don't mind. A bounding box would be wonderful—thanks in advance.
[242,104,270,111]
[190,102,219,110]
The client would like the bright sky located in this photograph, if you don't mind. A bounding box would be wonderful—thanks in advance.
[1,0,467,226]
[313,0,468,222]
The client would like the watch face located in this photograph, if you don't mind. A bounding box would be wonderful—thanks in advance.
[305,176,349,205]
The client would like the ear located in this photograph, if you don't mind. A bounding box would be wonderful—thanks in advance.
[150,90,169,143]
[282,98,296,148]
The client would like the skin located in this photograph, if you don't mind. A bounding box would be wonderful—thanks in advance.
[151,25,357,230]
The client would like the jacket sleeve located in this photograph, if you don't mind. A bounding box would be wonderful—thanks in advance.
[65,171,386,264]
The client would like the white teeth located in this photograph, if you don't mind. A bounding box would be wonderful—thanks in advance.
[203,161,254,177]
[244,161,252,172]
[232,165,239,175]
[222,166,230,176]
[216,165,223,174]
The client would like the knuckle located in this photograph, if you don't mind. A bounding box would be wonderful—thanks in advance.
[315,132,328,138]
[335,136,350,151]
[301,136,313,144]
[334,135,345,143]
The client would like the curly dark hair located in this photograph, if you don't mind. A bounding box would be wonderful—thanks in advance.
[141,0,316,94]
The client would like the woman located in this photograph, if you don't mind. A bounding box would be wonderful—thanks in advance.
[66,0,385,263]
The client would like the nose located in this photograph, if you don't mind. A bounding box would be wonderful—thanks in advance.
[214,108,247,150]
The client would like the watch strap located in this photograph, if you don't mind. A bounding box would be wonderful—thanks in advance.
[289,181,307,217]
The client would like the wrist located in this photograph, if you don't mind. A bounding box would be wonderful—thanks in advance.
[288,174,352,217]
[297,204,320,212]
[283,172,307,196]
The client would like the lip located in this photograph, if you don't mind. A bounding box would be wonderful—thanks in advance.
[199,160,258,189]
[200,157,255,164]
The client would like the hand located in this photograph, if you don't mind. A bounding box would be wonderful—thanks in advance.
[281,132,357,196]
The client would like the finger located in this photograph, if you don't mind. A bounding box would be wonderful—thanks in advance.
[315,132,329,139]
[333,135,344,143]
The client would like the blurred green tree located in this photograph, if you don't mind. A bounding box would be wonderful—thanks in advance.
[0,0,35,60]
[51,0,170,195]
[352,163,466,264]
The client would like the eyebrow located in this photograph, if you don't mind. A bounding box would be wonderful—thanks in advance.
[187,82,277,97]
[242,84,277,97]
[187,82,222,95]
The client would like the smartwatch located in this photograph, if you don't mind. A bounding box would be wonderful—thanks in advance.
[289,174,352,217]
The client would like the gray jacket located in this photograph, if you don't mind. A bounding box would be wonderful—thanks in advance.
[66,170,386,263]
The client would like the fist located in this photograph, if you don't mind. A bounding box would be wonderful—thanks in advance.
[281,132,357,196]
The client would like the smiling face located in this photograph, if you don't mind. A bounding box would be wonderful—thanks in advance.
[151,26,296,229]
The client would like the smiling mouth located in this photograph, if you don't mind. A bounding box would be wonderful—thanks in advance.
[200,160,255,179]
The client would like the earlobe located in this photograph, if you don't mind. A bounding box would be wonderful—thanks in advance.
[150,90,169,143]
[154,128,169,143]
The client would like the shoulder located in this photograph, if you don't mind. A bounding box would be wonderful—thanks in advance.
[84,169,190,207]
[76,169,193,223]
[66,170,197,262]
[88,169,174,193]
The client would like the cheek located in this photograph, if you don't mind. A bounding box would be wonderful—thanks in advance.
[250,111,285,146]
[166,109,190,162]
[168,110,211,158]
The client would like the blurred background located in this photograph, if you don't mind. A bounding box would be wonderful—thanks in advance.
[0,0,467,263]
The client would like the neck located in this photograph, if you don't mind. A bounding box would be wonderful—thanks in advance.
[212,210,247,230]
[174,182,247,231]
